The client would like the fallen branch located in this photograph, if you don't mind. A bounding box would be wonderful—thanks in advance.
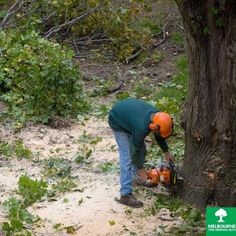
[125,20,170,64]
[125,47,144,64]
[0,0,23,29]
[44,0,106,39]
[151,20,169,49]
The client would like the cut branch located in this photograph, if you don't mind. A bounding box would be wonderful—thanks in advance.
[125,20,169,64]
[44,0,106,39]
[125,47,144,64]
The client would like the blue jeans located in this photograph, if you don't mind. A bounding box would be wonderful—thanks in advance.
[113,130,145,196]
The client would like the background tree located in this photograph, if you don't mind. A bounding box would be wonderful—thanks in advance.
[176,0,236,210]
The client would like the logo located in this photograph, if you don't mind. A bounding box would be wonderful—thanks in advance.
[206,207,236,236]
[215,208,227,222]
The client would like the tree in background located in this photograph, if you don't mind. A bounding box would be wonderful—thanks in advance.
[176,0,236,210]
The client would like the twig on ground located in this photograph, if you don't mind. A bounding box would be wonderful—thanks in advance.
[125,47,144,64]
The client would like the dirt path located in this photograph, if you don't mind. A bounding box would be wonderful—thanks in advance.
[0,118,182,235]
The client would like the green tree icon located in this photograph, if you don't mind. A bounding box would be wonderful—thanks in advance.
[215,209,227,222]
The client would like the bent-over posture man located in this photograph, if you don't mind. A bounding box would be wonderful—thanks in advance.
[108,98,174,208]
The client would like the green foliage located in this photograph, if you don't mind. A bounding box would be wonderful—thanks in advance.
[97,161,119,173]
[146,195,205,234]
[203,27,210,36]
[43,158,72,179]
[209,6,219,16]
[2,198,35,224]
[18,175,48,207]
[133,81,153,99]
[0,29,88,124]
[153,56,188,115]
[92,104,110,118]
[151,50,164,64]
[109,220,116,225]
[170,31,184,45]
[209,6,223,28]
[2,0,158,61]
[0,0,9,19]
[138,18,161,35]
[116,92,130,100]
[53,223,77,234]
[78,131,102,145]
[87,75,118,97]
[1,175,47,235]
[2,197,37,235]
[0,139,32,159]
[0,140,14,157]
[75,145,93,165]
[52,178,77,194]
[145,56,188,166]
[14,139,32,159]
[43,158,77,194]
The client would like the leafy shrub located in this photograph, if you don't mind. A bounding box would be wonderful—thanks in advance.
[2,197,38,235]
[0,30,89,124]
[2,175,46,235]
[1,0,158,61]
[1,176,48,235]
[18,175,48,207]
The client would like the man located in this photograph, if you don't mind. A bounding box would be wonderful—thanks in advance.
[108,98,174,208]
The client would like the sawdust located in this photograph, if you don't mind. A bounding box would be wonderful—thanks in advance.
[0,119,183,235]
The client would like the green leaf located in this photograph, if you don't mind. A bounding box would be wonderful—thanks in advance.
[109,220,116,225]
[18,175,48,206]
[10,219,24,231]
[2,222,12,232]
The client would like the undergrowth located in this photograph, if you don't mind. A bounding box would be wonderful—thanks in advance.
[1,175,47,235]
[0,30,89,125]
[145,195,205,235]
[0,0,164,62]
[0,139,32,159]
[43,158,77,195]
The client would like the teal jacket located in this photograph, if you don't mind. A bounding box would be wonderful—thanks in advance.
[108,98,169,168]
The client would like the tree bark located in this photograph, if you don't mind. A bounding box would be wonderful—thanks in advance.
[176,0,236,210]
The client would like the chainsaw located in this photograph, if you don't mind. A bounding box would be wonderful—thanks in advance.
[147,160,182,187]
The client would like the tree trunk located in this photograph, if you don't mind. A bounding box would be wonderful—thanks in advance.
[176,0,236,210]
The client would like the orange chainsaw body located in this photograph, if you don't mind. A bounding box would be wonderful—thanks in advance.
[147,167,171,185]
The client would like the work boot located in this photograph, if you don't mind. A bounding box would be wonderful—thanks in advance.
[117,193,143,208]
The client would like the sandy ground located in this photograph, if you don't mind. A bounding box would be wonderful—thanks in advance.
[0,118,182,236]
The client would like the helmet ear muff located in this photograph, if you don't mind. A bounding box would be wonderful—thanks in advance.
[149,123,156,131]
[149,123,159,131]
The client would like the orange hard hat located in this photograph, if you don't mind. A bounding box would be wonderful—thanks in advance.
[151,112,173,138]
